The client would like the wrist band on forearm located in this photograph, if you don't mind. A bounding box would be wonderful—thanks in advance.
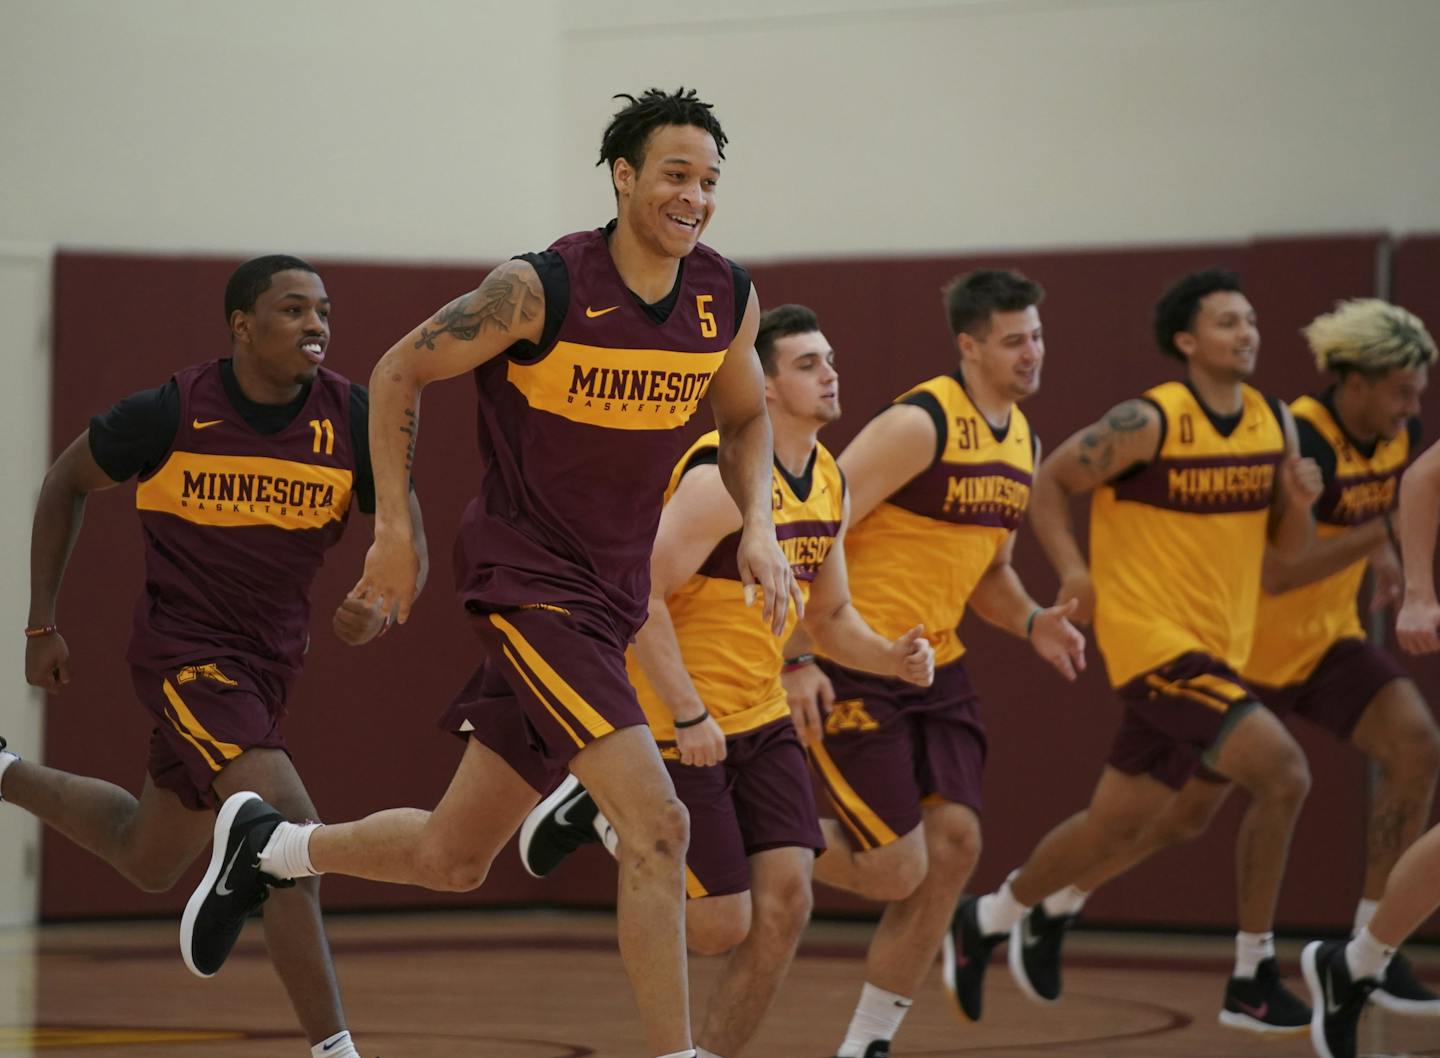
[1025,608,1042,639]
[24,624,58,639]
[782,653,816,672]
[674,709,710,729]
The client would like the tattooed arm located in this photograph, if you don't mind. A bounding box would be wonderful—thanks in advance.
[1028,399,1163,622]
[352,260,545,624]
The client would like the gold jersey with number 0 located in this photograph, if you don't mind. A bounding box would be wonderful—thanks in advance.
[1091,381,1285,688]
[628,430,846,740]
[842,373,1035,669]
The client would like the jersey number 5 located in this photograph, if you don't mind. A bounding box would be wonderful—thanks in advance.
[696,294,717,339]
[309,418,335,455]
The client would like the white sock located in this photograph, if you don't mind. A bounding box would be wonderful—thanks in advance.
[656,1051,697,1058]
[697,1049,725,1058]
[1234,930,1274,978]
[311,1031,359,1057]
[1345,925,1395,983]
[258,821,322,880]
[977,880,1029,936]
[1042,885,1089,918]
[0,749,19,801]
[594,807,619,857]
[1353,897,1380,935]
[836,981,912,1057]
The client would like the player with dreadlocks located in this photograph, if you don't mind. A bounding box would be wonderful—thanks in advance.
[179,88,798,1058]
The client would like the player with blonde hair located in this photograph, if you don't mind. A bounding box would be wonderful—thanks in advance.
[1002,295,1440,1032]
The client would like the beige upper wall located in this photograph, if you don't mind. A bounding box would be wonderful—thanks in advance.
[2,0,1436,262]
[559,0,1440,257]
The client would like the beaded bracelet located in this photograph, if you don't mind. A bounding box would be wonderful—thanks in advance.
[782,653,816,673]
[24,624,58,639]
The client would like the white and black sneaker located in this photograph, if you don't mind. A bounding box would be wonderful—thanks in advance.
[1302,939,1379,1058]
[1371,950,1440,1015]
[1009,903,1076,1003]
[518,774,604,878]
[942,896,1007,1022]
[180,791,291,978]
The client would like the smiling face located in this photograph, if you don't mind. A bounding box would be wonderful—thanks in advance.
[230,269,330,390]
[1174,291,1259,381]
[612,123,719,259]
[960,306,1045,402]
[1340,364,1427,441]
[766,329,840,427]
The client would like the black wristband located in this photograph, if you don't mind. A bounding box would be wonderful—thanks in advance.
[674,709,710,729]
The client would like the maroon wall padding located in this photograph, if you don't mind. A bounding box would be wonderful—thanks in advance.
[44,235,1437,938]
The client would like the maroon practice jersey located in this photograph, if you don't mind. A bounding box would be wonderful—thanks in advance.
[454,226,744,638]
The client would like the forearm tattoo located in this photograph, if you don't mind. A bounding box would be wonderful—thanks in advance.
[400,407,418,472]
[414,265,542,350]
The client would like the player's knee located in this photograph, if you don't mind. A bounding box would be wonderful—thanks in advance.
[753,874,813,942]
[928,813,982,877]
[687,906,751,956]
[854,844,926,902]
[413,843,493,893]
[1253,752,1311,810]
[621,795,689,866]
[1155,804,1215,847]
[1382,718,1440,780]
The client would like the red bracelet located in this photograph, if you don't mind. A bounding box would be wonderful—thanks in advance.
[24,624,58,638]
[782,653,816,673]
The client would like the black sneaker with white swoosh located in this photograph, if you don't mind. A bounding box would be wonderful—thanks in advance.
[1301,939,1379,1058]
[180,791,291,978]
[1008,903,1076,1003]
[518,773,603,878]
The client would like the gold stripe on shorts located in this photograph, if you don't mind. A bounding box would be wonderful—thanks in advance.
[685,866,709,900]
[161,679,242,770]
[1144,674,1229,715]
[500,644,585,749]
[808,741,899,849]
[489,614,616,740]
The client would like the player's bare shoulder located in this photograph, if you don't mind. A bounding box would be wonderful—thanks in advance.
[1067,398,1163,485]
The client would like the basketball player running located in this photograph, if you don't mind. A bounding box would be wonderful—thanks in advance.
[948,269,1324,1030]
[182,89,797,1058]
[0,256,416,1058]
[776,271,1085,1058]
[516,304,935,1058]
[1303,419,1440,1058]
[1007,298,1440,1026]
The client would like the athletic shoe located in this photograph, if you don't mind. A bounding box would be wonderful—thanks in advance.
[518,773,602,878]
[831,1043,890,1058]
[180,791,291,978]
[1217,957,1310,1034]
[1008,902,1076,1003]
[1371,950,1440,1015]
[942,895,1007,1022]
[1302,939,1379,1058]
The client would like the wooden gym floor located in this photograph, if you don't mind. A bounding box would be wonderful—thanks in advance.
[1,910,1436,1057]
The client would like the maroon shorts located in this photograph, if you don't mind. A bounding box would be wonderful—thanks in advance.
[811,657,986,851]
[437,603,649,795]
[133,660,288,811]
[1107,653,1259,791]
[661,717,823,899]
[1252,638,1409,741]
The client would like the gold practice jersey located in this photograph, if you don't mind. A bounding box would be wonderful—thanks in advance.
[842,373,1035,668]
[1091,381,1285,688]
[1244,395,1416,687]
[629,430,846,739]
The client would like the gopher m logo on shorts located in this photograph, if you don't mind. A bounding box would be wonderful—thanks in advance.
[826,699,879,735]
[176,663,238,687]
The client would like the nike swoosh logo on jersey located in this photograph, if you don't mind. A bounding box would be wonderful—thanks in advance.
[585,305,619,318]
[553,791,590,828]
[193,418,223,430]
[214,841,250,897]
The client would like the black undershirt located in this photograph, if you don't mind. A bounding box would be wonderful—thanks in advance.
[88,358,376,513]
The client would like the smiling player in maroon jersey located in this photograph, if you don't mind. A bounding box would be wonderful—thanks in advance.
[0,255,420,1058]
